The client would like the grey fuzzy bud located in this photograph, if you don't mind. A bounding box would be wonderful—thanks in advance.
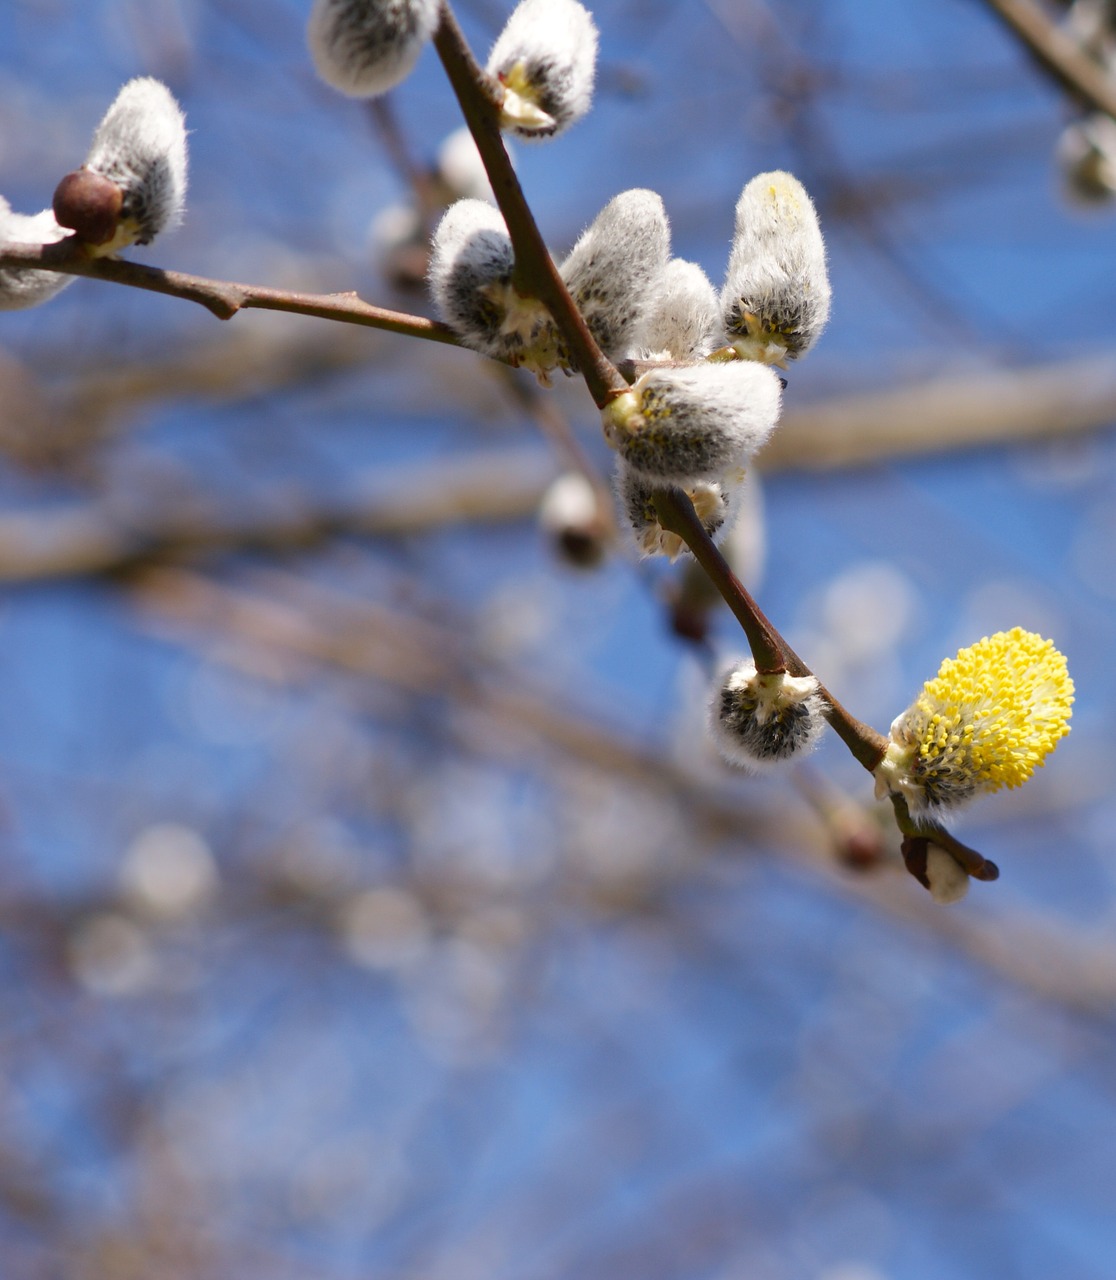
[602,361,782,487]
[428,198,557,373]
[0,199,73,311]
[1058,114,1116,204]
[80,77,188,252]
[615,461,742,561]
[539,471,608,567]
[560,188,670,366]
[709,659,826,770]
[640,258,721,360]
[721,170,830,364]
[488,0,598,140]
[308,0,440,97]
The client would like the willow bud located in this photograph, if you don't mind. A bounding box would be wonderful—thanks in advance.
[1057,113,1116,204]
[308,0,440,97]
[709,659,827,770]
[428,198,557,375]
[721,170,830,365]
[0,200,73,310]
[487,0,598,140]
[560,188,670,365]
[640,258,721,361]
[601,361,782,487]
[615,461,742,561]
[64,77,188,255]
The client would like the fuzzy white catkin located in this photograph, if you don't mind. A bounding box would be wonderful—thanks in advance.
[428,198,554,370]
[709,659,826,771]
[308,0,440,97]
[0,200,73,310]
[721,170,830,364]
[560,188,670,365]
[615,460,743,561]
[602,361,782,487]
[83,77,188,250]
[639,258,721,360]
[487,0,598,139]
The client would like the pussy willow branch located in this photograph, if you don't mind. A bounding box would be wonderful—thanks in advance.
[0,239,461,343]
[429,1,892,782]
[431,2,628,408]
[982,0,1116,117]
[890,794,1001,882]
[652,488,889,774]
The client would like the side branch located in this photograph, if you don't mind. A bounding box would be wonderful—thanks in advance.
[982,0,1116,118]
[0,240,461,345]
[431,3,628,407]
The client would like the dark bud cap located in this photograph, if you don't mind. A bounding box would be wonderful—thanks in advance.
[52,169,123,245]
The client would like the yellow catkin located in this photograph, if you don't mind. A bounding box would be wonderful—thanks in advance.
[912,627,1074,796]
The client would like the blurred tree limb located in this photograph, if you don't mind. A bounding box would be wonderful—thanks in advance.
[116,562,1116,1024]
[983,0,1116,116]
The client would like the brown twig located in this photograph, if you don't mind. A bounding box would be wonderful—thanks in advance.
[651,487,888,774]
[430,4,628,408]
[982,0,1116,118]
[0,239,461,344]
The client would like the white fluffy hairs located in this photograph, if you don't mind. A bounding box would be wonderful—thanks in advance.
[308,0,440,97]
[488,0,598,139]
[708,658,827,771]
[559,188,670,367]
[720,170,830,364]
[639,258,721,361]
[0,201,72,310]
[82,77,188,248]
[428,197,555,371]
[602,361,782,489]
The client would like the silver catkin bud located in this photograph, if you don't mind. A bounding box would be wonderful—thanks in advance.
[720,170,830,365]
[1057,113,1116,204]
[602,361,782,488]
[615,460,743,561]
[308,0,440,98]
[487,0,598,140]
[428,198,556,373]
[560,188,670,366]
[75,78,187,253]
[0,200,73,310]
[709,658,827,770]
[639,258,722,361]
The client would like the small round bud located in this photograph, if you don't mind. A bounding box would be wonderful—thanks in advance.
[428,198,557,374]
[0,198,73,311]
[435,126,505,204]
[902,837,970,905]
[560,189,671,365]
[308,0,440,97]
[601,361,782,488]
[1057,114,1116,204]
[539,471,608,568]
[721,170,830,365]
[709,659,827,770]
[82,77,188,253]
[639,258,721,361]
[51,169,124,245]
[615,460,742,561]
[487,0,598,140]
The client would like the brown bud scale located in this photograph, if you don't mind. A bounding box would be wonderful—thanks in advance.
[52,169,123,246]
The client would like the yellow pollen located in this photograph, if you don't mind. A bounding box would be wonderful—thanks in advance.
[912,627,1073,794]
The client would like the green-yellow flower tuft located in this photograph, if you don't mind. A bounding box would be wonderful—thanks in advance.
[876,627,1074,812]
